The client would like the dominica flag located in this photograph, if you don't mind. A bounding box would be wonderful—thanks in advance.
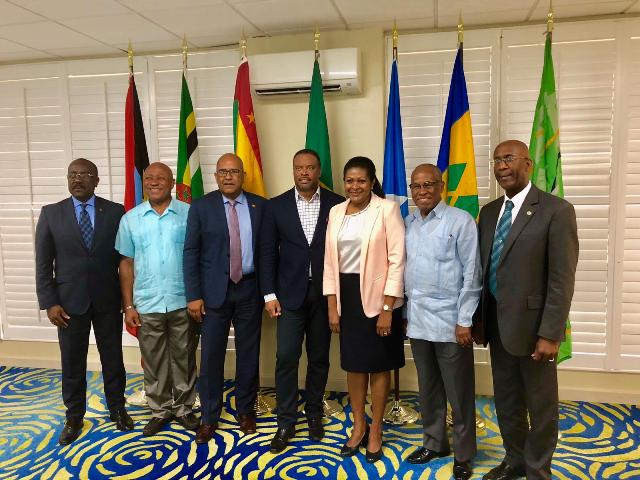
[305,57,333,190]
[123,72,149,212]
[436,45,479,219]
[176,73,204,203]
[529,30,572,363]
[234,58,266,196]
[382,57,408,217]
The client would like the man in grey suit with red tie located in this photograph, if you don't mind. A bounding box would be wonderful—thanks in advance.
[259,149,343,452]
[183,153,266,444]
[474,140,579,480]
[35,158,132,446]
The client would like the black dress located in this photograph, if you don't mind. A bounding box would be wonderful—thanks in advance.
[338,273,405,373]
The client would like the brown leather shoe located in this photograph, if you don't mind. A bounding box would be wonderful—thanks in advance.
[195,423,218,444]
[236,413,256,434]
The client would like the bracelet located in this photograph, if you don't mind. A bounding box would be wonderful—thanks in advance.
[125,305,134,310]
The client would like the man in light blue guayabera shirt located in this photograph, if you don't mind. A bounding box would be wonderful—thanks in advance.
[404,164,481,480]
[116,162,199,437]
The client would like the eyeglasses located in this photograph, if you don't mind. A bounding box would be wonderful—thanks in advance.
[216,168,242,177]
[67,172,95,180]
[492,155,528,166]
[409,181,441,191]
[294,165,318,173]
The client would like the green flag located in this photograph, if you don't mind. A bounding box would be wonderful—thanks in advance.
[176,73,204,203]
[529,31,572,363]
[305,58,333,190]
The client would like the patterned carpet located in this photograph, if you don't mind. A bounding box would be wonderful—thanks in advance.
[0,366,639,480]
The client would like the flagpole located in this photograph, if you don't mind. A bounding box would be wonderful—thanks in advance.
[392,20,398,62]
[457,12,464,47]
[240,32,247,62]
[547,0,554,33]
[314,25,320,60]
[182,35,188,76]
[127,41,133,75]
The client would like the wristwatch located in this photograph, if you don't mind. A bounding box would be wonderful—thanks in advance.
[382,304,391,312]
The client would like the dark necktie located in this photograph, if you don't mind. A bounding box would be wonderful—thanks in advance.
[228,201,243,284]
[489,200,514,297]
[79,203,94,248]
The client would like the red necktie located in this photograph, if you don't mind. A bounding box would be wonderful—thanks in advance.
[228,200,243,284]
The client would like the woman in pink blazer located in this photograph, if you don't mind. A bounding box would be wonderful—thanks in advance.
[323,156,405,463]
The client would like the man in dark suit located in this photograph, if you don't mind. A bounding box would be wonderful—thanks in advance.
[259,149,343,452]
[35,158,133,446]
[474,140,579,480]
[183,153,266,444]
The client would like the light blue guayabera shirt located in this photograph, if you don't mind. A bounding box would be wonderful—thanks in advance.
[222,192,254,274]
[405,201,482,343]
[115,199,190,314]
[72,195,95,227]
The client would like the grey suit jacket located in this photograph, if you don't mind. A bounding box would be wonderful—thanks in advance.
[35,196,125,315]
[474,184,579,356]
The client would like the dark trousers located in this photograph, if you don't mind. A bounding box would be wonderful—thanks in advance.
[487,294,558,480]
[199,276,262,424]
[410,339,477,462]
[276,279,331,428]
[57,306,126,419]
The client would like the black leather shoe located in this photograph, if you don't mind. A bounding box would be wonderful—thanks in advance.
[406,447,451,464]
[109,408,134,431]
[269,425,295,453]
[176,412,200,431]
[365,447,383,463]
[453,459,473,480]
[339,425,369,457]
[143,417,170,437]
[308,417,324,441]
[58,417,83,445]
[483,461,526,480]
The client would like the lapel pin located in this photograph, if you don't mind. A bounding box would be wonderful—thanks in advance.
[251,204,256,208]
[526,210,532,216]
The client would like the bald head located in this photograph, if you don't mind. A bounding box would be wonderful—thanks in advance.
[494,140,529,158]
[69,157,98,176]
[411,163,442,183]
[143,161,174,206]
[67,158,99,201]
[493,139,532,197]
[410,163,444,217]
[215,153,245,199]
[146,161,173,179]
[217,153,244,170]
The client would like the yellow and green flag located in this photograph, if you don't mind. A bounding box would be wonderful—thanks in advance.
[234,58,266,196]
[530,31,572,363]
[437,45,479,219]
[176,73,203,203]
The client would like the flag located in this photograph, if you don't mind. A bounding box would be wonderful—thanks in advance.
[382,58,408,217]
[176,73,204,203]
[124,73,149,212]
[305,58,333,190]
[234,59,266,196]
[529,31,572,363]
[436,45,479,219]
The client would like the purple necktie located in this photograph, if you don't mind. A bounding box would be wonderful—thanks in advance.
[228,200,243,284]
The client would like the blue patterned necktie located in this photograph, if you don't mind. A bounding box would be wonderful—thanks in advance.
[489,200,514,297]
[79,203,94,248]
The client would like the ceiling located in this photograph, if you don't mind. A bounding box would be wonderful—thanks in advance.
[0,0,638,64]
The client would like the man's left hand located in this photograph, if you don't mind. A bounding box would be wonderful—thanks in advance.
[455,325,473,347]
[531,337,560,362]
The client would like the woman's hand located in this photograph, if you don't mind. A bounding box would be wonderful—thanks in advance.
[327,294,340,333]
[376,310,392,337]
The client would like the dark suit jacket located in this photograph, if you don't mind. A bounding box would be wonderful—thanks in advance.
[35,196,125,315]
[474,184,579,356]
[259,187,344,310]
[183,189,266,309]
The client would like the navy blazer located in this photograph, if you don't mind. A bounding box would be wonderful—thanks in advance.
[259,187,344,310]
[183,189,266,309]
[35,196,125,315]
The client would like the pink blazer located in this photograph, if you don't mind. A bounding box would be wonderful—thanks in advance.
[323,194,405,317]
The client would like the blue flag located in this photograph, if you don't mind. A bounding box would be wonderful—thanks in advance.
[382,59,409,217]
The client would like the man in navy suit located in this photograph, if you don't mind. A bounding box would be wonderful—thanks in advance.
[35,158,132,445]
[260,149,343,452]
[183,153,266,444]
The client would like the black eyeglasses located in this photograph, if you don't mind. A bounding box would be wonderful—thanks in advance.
[492,155,528,166]
[67,172,95,180]
[216,168,242,177]
[409,181,441,191]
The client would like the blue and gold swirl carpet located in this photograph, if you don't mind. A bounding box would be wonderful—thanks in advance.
[0,366,639,479]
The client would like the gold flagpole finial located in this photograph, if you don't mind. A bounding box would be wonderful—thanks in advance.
[314,25,320,58]
[240,30,247,59]
[182,35,188,72]
[392,19,398,56]
[127,40,133,74]
[547,0,554,33]
[457,12,464,45]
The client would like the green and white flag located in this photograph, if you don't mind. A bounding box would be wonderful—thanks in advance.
[529,31,572,363]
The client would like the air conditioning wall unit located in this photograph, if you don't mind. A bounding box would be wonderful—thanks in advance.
[249,47,361,97]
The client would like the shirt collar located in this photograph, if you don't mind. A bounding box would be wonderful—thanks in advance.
[295,187,320,202]
[72,195,95,208]
[223,191,246,205]
[504,181,532,206]
[142,198,178,216]
[411,200,446,222]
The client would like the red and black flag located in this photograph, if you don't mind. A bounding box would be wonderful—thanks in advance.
[124,72,149,212]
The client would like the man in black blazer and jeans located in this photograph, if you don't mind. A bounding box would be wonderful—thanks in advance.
[35,158,132,445]
[260,149,344,452]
